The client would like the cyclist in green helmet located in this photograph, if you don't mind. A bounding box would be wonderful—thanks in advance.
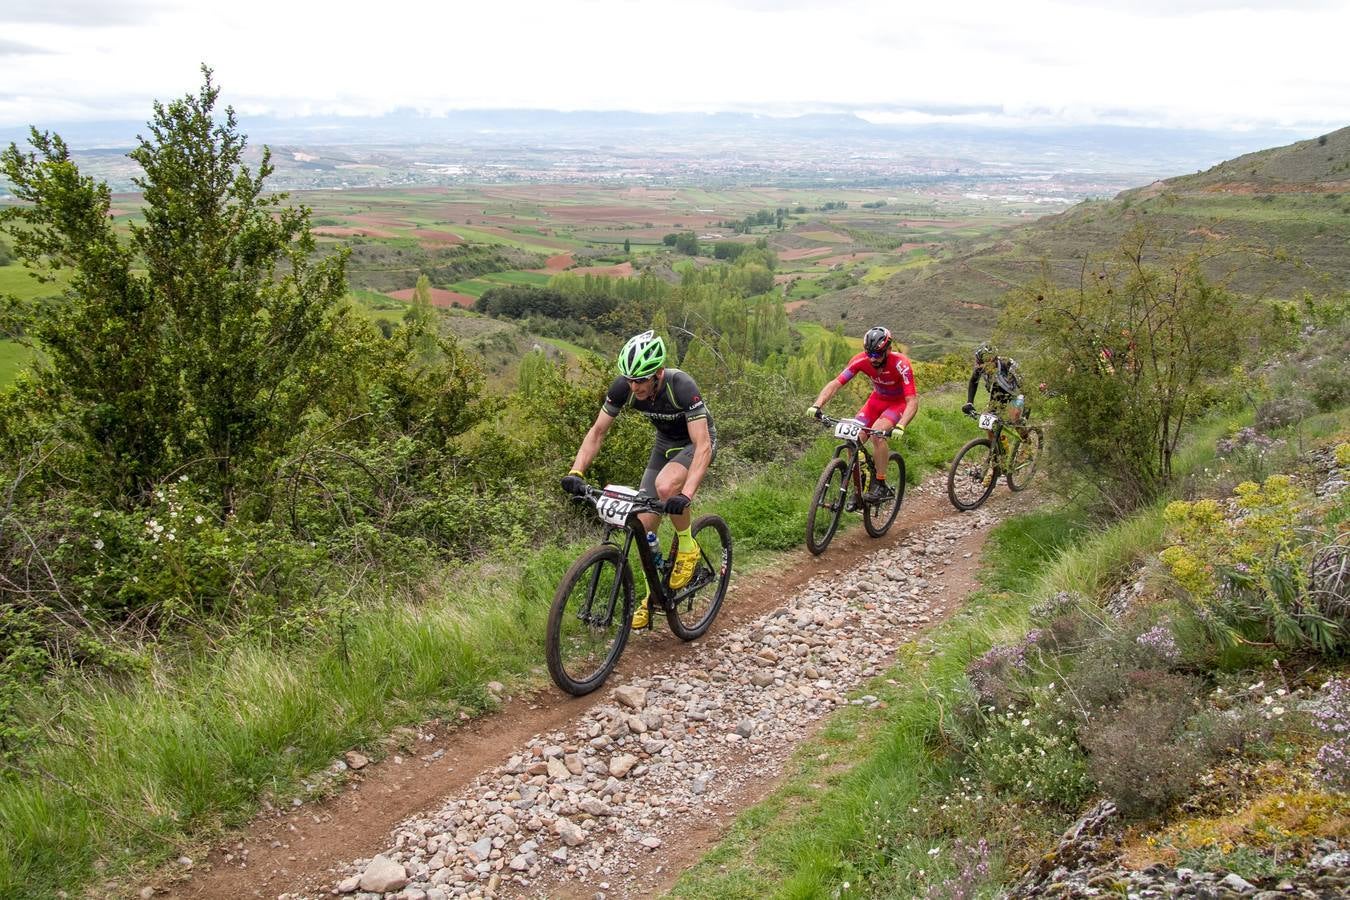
[561,330,717,629]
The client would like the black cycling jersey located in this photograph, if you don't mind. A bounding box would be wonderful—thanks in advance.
[603,368,716,444]
[967,357,1023,405]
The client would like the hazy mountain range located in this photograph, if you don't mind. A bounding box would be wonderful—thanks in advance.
[1,110,1325,195]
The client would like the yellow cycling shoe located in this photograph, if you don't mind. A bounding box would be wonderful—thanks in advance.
[668,546,700,589]
[631,593,649,629]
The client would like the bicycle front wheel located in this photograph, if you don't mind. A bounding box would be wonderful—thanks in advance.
[864,451,906,537]
[665,514,732,641]
[1007,426,1044,492]
[806,457,849,555]
[546,545,633,696]
[947,438,997,511]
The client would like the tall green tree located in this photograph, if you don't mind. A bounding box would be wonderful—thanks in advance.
[0,67,353,514]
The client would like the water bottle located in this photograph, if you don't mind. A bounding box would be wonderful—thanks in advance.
[646,531,664,570]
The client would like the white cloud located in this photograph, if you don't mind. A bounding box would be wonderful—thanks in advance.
[0,0,1345,131]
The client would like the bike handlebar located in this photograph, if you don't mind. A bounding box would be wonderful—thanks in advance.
[816,412,891,438]
[572,484,670,516]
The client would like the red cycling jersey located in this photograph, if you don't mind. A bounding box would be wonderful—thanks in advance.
[836,351,917,401]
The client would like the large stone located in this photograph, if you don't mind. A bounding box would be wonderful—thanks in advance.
[465,836,493,864]
[609,753,639,778]
[343,750,370,770]
[554,817,586,847]
[614,685,648,710]
[358,854,409,893]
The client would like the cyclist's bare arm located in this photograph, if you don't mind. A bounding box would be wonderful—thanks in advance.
[812,379,844,410]
[570,409,617,473]
[681,417,714,499]
[896,396,920,431]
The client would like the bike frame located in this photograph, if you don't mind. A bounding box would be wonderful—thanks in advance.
[820,414,887,498]
[584,488,710,622]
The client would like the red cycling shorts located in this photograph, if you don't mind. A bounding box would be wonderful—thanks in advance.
[855,393,908,428]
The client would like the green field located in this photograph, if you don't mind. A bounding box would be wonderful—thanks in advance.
[448,270,553,297]
[0,340,36,383]
[0,265,68,302]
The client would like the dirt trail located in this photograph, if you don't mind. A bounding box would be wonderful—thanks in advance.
[161,477,1024,899]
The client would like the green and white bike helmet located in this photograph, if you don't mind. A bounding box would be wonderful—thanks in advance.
[617,330,666,378]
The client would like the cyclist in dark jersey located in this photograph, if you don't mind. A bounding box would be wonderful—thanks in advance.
[561,330,716,628]
[963,342,1027,427]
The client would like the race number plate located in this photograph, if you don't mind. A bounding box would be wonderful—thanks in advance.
[978,412,999,430]
[834,418,864,440]
[597,484,640,527]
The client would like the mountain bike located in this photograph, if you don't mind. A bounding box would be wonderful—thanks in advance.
[806,414,906,555]
[946,409,1044,511]
[546,484,733,696]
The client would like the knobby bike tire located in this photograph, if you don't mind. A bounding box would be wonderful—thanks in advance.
[863,450,906,537]
[545,545,633,696]
[1007,426,1044,492]
[665,514,733,641]
[947,437,998,511]
[806,457,849,555]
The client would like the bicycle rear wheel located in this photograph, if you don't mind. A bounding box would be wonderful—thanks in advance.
[546,545,633,695]
[806,457,849,555]
[947,438,997,511]
[863,451,906,537]
[665,514,732,641]
[1007,426,1044,492]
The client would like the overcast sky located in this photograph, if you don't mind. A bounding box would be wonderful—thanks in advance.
[0,0,1346,133]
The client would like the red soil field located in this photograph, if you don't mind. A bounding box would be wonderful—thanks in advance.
[410,229,463,245]
[569,261,635,278]
[386,287,476,309]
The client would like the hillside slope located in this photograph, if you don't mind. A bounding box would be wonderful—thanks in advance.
[798,126,1350,358]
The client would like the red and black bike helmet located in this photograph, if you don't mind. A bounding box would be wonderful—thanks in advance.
[863,326,892,362]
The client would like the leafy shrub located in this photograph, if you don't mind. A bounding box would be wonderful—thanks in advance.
[1160,476,1340,651]
[1308,358,1350,411]
[965,683,1093,811]
[965,631,1044,709]
[1004,229,1265,513]
[1079,686,1203,817]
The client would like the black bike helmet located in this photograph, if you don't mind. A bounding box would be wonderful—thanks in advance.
[863,326,892,360]
[974,342,996,365]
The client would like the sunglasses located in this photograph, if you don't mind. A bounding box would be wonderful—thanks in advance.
[626,374,656,386]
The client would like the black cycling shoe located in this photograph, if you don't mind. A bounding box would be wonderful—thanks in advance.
[863,481,894,504]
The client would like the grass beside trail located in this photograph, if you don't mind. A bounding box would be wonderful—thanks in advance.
[0,397,974,899]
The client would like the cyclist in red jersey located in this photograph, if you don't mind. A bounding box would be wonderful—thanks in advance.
[807,326,919,502]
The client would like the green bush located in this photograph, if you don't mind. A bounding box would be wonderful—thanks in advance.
[964,683,1093,811]
[1080,686,1204,817]
[1160,476,1340,652]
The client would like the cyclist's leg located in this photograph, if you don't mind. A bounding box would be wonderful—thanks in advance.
[865,402,904,501]
[633,441,672,628]
[635,442,667,536]
[656,443,716,589]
